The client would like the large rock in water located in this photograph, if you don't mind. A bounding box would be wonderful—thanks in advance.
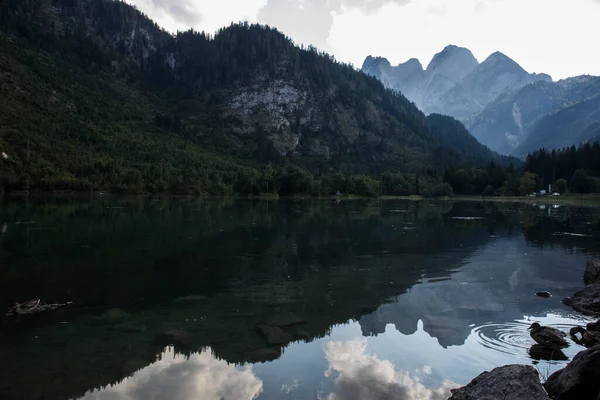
[449,365,549,400]
[544,345,600,399]
[563,283,600,315]
[584,259,600,286]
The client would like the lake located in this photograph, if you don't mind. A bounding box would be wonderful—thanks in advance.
[0,197,599,400]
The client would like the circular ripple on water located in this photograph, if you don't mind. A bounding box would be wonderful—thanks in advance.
[471,322,573,357]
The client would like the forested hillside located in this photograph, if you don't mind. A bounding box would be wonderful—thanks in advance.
[0,0,512,196]
[524,142,600,194]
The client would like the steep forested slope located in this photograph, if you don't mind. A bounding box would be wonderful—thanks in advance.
[0,0,511,195]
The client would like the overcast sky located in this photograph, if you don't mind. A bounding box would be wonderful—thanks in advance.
[128,0,599,80]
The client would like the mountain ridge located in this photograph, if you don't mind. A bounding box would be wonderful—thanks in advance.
[363,46,600,156]
[0,0,515,196]
[362,45,551,127]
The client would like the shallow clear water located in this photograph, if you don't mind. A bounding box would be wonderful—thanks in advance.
[0,198,599,400]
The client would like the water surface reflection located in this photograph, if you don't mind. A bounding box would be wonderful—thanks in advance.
[79,347,263,400]
[0,198,598,400]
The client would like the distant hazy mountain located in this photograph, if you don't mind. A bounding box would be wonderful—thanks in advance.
[469,76,600,155]
[363,47,600,156]
[362,45,550,125]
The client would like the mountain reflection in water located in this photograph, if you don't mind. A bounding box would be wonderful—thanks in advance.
[0,198,599,400]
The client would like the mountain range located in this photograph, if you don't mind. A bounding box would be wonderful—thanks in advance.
[0,0,513,195]
[363,46,600,156]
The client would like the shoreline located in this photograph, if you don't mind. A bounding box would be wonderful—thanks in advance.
[3,190,600,206]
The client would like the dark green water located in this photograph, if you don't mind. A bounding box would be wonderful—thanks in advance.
[1,197,599,400]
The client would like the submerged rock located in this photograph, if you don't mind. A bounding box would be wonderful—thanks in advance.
[256,324,294,345]
[544,345,600,399]
[222,312,257,319]
[563,283,600,315]
[116,323,147,333]
[536,291,552,298]
[584,259,600,286]
[100,308,129,324]
[449,365,549,400]
[263,314,306,327]
[172,295,207,305]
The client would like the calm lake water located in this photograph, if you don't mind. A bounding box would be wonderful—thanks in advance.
[1,197,599,400]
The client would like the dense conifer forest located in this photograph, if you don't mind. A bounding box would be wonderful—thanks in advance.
[0,0,524,197]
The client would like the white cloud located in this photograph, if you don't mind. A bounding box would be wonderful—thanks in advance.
[323,339,457,400]
[128,0,268,33]
[328,0,600,79]
[126,0,600,79]
[78,347,263,400]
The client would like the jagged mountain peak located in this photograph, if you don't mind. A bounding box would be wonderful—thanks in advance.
[426,45,479,83]
[362,55,391,66]
[403,57,424,70]
[427,45,478,68]
[480,51,523,71]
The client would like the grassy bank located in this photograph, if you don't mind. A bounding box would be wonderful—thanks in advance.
[451,195,600,205]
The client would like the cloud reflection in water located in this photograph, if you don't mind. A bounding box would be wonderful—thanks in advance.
[79,347,263,400]
[323,340,457,400]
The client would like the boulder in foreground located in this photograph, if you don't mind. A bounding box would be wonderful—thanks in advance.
[544,345,600,399]
[449,364,549,400]
[563,283,600,315]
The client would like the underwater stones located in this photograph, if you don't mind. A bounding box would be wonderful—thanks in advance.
[536,291,552,298]
[584,259,600,286]
[449,365,549,400]
[222,312,257,319]
[100,308,129,324]
[544,345,600,400]
[172,295,207,305]
[263,313,306,327]
[563,283,600,315]
[116,323,147,333]
[256,324,294,345]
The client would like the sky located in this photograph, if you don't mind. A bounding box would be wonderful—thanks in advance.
[127,0,600,80]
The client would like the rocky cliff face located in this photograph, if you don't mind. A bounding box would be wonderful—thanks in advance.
[426,45,478,83]
[362,56,427,105]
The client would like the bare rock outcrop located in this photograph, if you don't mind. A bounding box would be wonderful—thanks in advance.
[449,364,549,400]
[544,345,600,399]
